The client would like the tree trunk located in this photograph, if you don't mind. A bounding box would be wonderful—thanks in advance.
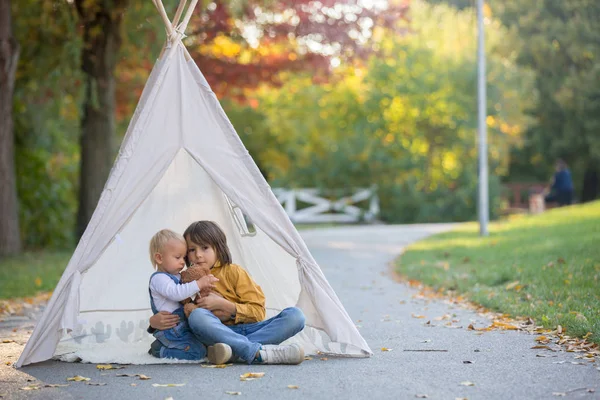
[75,1,126,239]
[581,161,599,203]
[0,0,21,256]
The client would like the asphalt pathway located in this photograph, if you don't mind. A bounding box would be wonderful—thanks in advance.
[1,224,599,399]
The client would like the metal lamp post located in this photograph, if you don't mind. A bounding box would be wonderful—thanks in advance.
[477,0,489,236]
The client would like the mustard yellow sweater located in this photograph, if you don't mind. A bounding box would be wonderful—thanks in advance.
[210,263,266,325]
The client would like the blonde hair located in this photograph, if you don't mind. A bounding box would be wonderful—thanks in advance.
[149,229,186,268]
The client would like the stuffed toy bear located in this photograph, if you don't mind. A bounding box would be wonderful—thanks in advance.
[180,263,215,318]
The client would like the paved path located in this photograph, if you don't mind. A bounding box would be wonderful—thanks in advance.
[1,224,599,399]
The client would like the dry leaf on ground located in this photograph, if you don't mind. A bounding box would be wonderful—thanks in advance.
[225,391,242,395]
[86,382,107,386]
[201,363,232,368]
[381,347,392,352]
[96,364,124,370]
[151,383,185,387]
[287,385,299,389]
[19,385,41,391]
[240,372,265,381]
[415,394,428,398]
[67,375,90,382]
[460,381,475,386]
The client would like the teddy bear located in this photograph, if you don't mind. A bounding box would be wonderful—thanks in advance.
[180,263,215,318]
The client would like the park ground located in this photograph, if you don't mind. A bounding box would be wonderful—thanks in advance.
[0,203,599,399]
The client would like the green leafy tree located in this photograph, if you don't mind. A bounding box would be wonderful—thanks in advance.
[249,1,532,222]
[496,0,600,201]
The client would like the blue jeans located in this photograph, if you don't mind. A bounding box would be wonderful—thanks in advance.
[188,307,305,364]
[151,319,207,361]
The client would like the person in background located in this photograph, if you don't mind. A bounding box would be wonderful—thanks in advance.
[544,159,574,206]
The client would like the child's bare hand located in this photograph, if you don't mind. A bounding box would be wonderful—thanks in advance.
[149,311,179,330]
[195,293,224,311]
[195,274,218,291]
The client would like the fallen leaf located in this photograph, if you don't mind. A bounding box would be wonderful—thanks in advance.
[151,383,185,387]
[460,381,475,386]
[201,363,232,368]
[1,340,15,344]
[34,277,42,287]
[130,383,137,387]
[96,364,124,370]
[557,325,563,334]
[287,385,299,389]
[240,372,265,381]
[415,395,428,398]
[19,385,41,391]
[44,384,69,388]
[381,347,392,352]
[116,374,136,377]
[411,313,426,319]
[137,374,151,380]
[67,375,91,382]
[490,321,518,330]
[320,357,328,361]
[505,281,520,290]
[531,345,551,350]
[535,336,549,343]
[463,361,473,364]
[86,382,107,386]
[304,356,313,361]
[225,391,242,395]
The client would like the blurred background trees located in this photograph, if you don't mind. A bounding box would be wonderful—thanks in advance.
[1,0,598,252]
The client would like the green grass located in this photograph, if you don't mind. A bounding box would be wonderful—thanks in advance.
[0,250,72,299]
[396,201,600,344]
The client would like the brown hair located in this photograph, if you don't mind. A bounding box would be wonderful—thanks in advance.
[183,221,232,266]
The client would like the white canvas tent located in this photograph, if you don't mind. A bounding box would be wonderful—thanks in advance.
[16,0,371,367]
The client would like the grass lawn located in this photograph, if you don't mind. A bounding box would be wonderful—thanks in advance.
[396,201,600,344]
[0,250,72,299]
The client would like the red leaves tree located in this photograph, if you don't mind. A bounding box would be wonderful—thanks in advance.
[183,0,408,99]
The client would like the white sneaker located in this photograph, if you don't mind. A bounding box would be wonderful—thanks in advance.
[259,344,304,365]
[207,343,232,364]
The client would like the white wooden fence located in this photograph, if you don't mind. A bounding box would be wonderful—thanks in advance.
[271,186,380,223]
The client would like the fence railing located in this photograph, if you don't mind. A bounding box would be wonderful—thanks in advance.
[271,187,380,223]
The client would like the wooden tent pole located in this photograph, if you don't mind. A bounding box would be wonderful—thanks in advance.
[172,0,188,28]
[153,0,174,36]
[154,0,196,61]
[178,0,199,33]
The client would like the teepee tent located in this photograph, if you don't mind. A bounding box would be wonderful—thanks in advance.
[16,0,371,367]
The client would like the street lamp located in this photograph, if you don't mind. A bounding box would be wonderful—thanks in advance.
[477,0,489,236]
